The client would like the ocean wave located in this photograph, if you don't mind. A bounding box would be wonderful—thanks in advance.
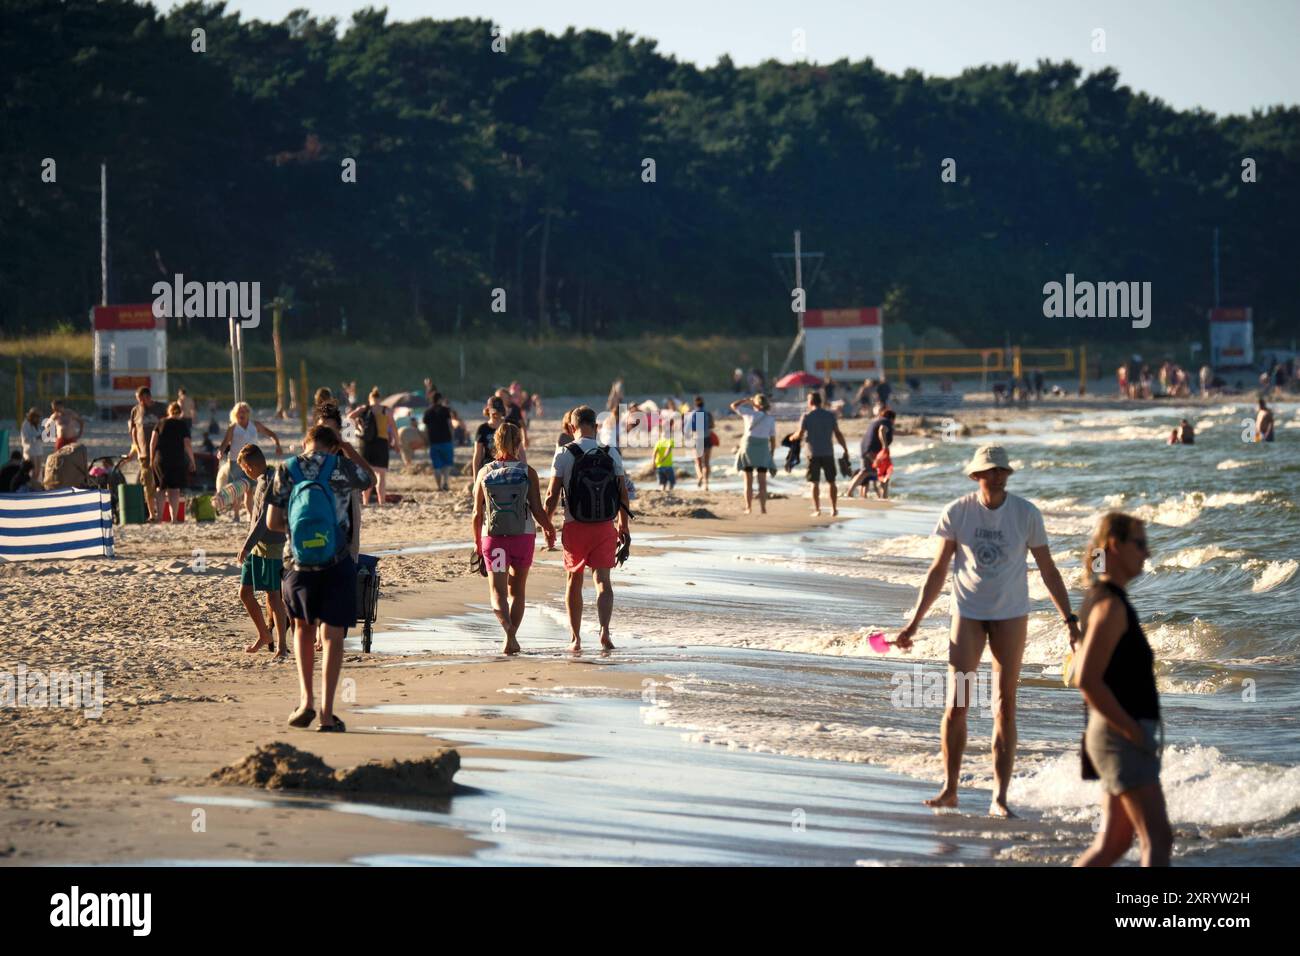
[1156,545,1246,569]
[1216,458,1254,470]
[1249,559,1298,593]
[1143,618,1225,660]
[1029,460,1091,469]
[1134,490,1279,528]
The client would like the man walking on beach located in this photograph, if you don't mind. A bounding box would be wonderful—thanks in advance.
[127,386,167,522]
[894,445,1080,817]
[789,392,849,516]
[545,405,631,653]
[267,425,374,731]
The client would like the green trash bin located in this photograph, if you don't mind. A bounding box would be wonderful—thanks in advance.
[117,483,147,524]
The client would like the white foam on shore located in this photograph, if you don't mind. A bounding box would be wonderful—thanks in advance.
[1216,458,1253,470]
[863,533,935,560]
[1013,745,1300,831]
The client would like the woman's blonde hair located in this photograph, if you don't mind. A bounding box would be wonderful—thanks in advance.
[493,422,523,459]
[228,401,251,425]
[369,386,381,400]
[167,401,182,417]
[753,393,770,411]
[1083,511,1143,587]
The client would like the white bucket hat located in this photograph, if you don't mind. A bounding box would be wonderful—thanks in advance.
[964,444,1014,476]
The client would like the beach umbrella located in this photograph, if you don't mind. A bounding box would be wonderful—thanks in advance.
[776,371,823,389]
[776,370,824,403]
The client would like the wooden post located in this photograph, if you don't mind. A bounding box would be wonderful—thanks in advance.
[1079,344,1088,396]
[272,299,287,418]
[1012,345,1022,381]
[299,359,308,438]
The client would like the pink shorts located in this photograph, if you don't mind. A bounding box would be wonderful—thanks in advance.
[561,520,618,573]
[480,532,536,571]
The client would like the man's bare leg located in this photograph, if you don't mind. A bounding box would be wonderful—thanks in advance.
[987,615,1028,817]
[828,479,838,516]
[810,480,821,515]
[292,619,316,718]
[319,624,346,727]
[594,567,615,649]
[565,570,584,652]
[925,616,988,809]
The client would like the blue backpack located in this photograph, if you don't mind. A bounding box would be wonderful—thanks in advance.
[286,454,338,566]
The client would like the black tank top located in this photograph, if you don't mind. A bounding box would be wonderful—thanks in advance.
[1088,581,1160,720]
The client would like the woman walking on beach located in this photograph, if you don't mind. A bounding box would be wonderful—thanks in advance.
[730,393,776,515]
[217,402,282,520]
[895,445,1080,817]
[691,395,716,490]
[150,402,196,521]
[1073,512,1172,867]
[472,396,507,476]
[471,423,556,654]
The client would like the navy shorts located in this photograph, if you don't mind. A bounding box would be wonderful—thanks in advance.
[283,555,357,628]
[428,441,455,469]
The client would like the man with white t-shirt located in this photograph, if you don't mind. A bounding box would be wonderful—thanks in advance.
[895,445,1080,817]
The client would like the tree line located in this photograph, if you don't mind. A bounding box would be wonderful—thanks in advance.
[2,0,1297,346]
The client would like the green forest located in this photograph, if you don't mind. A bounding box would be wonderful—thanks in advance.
[3,0,1297,346]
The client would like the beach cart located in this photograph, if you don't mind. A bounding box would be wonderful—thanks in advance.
[88,455,128,524]
[356,553,381,653]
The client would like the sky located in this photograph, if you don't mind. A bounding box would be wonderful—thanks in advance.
[157,0,1300,117]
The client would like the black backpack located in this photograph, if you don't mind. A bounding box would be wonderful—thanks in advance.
[564,443,623,523]
[359,407,378,443]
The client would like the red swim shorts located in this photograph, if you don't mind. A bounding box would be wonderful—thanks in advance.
[561,520,618,573]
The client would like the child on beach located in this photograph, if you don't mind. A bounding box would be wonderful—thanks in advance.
[236,445,289,658]
[653,435,676,489]
[873,444,893,499]
[266,425,374,732]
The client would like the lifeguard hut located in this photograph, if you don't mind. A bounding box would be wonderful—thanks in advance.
[91,304,167,416]
[801,308,885,383]
[1208,307,1253,369]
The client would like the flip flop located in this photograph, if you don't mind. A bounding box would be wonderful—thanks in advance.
[317,716,346,733]
[287,706,316,728]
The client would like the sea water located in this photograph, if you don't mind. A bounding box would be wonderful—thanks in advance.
[372,401,1300,864]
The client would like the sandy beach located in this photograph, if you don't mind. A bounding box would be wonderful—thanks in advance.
[3,397,1295,865]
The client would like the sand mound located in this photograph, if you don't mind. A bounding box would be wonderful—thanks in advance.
[666,506,718,519]
[210,742,336,790]
[336,752,460,794]
[210,742,460,796]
